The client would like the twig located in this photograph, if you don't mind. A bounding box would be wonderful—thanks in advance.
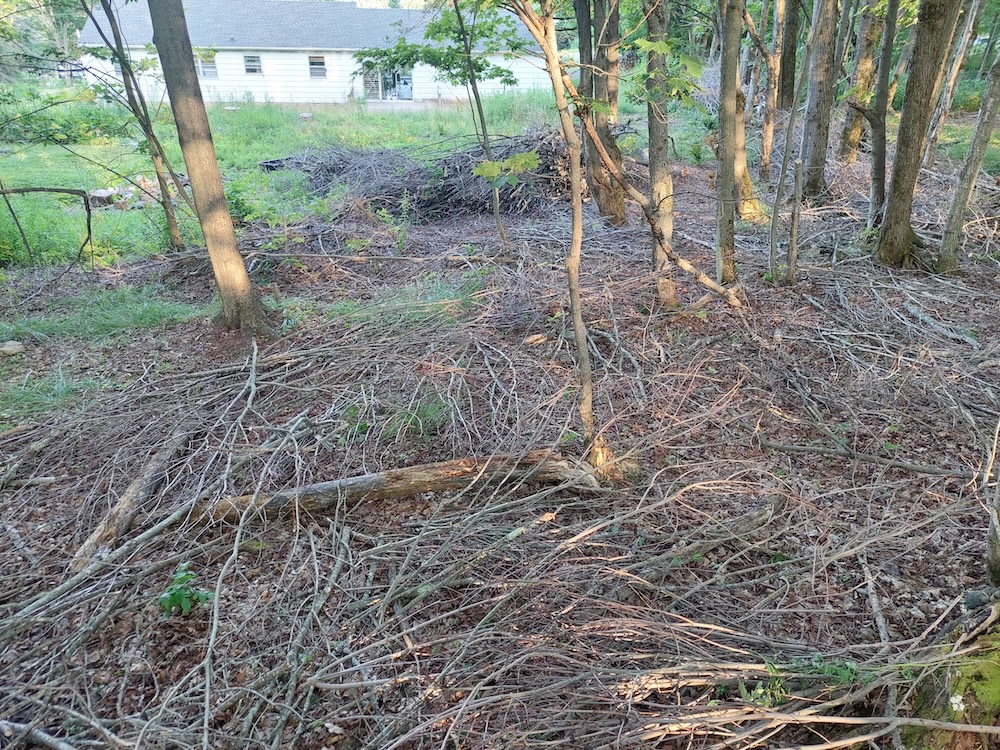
[0,720,79,750]
[760,438,977,479]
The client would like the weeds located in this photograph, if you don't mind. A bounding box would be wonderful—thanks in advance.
[0,371,104,430]
[158,563,212,617]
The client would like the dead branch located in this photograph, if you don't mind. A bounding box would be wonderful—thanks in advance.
[70,427,192,572]
[760,437,977,479]
[0,720,79,750]
[207,449,597,520]
[0,187,93,259]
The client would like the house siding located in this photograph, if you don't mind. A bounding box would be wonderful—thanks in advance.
[81,48,550,104]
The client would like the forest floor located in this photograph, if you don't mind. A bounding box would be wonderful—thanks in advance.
[2,148,1000,749]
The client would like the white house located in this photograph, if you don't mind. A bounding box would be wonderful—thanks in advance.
[77,0,550,105]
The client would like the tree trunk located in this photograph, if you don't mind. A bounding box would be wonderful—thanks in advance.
[778,0,798,109]
[800,0,838,198]
[646,0,676,306]
[876,0,963,267]
[717,0,742,283]
[760,0,785,180]
[868,0,899,224]
[146,0,269,333]
[923,0,985,166]
[209,450,597,520]
[978,12,1000,79]
[93,0,184,251]
[735,89,768,221]
[591,0,626,225]
[938,51,1000,271]
[507,0,609,468]
[887,33,914,106]
[839,0,883,162]
[834,0,861,79]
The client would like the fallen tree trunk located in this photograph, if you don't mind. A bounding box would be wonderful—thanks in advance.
[70,427,191,572]
[207,449,597,520]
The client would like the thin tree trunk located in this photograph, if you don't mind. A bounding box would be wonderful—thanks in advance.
[787,158,803,283]
[744,0,784,180]
[887,33,914,106]
[939,51,1000,271]
[834,0,861,78]
[839,0,883,162]
[95,0,184,250]
[735,89,768,220]
[646,0,676,306]
[452,0,509,248]
[801,0,838,198]
[778,0,799,108]
[868,0,899,224]
[978,12,1000,79]
[592,0,626,225]
[147,0,269,333]
[717,0,742,283]
[876,0,963,267]
[507,0,610,468]
[923,0,985,166]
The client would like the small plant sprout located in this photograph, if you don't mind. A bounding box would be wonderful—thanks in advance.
[158,562,212,617]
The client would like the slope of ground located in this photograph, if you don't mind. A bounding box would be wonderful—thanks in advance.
[2,158,1000,749]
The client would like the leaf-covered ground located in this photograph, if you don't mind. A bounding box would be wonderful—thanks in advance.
[2,154,1000,748]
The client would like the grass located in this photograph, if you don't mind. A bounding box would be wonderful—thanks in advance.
[0,286,207,341]
[328,271,487,327]
[0,370,105,431]
[0,141,182,264]
[938,118,1000,174]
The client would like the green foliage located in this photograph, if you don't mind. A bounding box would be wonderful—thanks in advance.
[0,286,205,341]
[158,563,212,617]
[354,0,527,89]
[0,82,132,144]
[473,150,540,187]
[951,78,985,113]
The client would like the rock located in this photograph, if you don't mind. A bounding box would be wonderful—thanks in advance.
[0,341,25,355]
[88,188,117,207]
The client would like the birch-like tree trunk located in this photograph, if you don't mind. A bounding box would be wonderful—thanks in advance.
[876,0,963,267]
[147,0,269,333]
[938,52,1000,271]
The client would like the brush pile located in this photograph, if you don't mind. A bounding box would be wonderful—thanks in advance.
[260,129,575,219]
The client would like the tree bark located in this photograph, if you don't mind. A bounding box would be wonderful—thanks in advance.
[646,0,676,306]
[876,0,963,267]
[800,0,838,198]
[938,51,1000,271]
[778,0,799,109]
[887,32,914,106]
[146,0,269,333]
[590,0,626,225]
[735,89,768,221]
[207,450,597,520]
[868,0,899,224]
[978,11,1000,79]
[717,0,742,283]
[838,0,884,163]
[834,0,861,78]
[743,0,784,180]
[923,0,985,166]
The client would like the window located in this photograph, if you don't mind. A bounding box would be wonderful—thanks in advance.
[112,60,123,76]
[195,52,218,79]
[244,55,262,75]
[308,56,326,79]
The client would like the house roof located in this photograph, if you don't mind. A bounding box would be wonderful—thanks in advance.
[78,0,435,51]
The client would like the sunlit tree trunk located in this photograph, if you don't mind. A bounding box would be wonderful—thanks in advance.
[800,0,838,198]
[735,89,767,221]
[839,0,884,163]
[743,0,784,180]
[646,0,676,305]
[717,0,742,283]
[939,51,1000,271]
[877,0,963,267]
[147,0,269,333]
[923,0,985,166]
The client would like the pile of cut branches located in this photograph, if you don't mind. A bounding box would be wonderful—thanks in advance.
[260,129,576,219]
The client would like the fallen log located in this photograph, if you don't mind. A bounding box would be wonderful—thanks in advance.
[207,449,597,521]
[69,428,190,573]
